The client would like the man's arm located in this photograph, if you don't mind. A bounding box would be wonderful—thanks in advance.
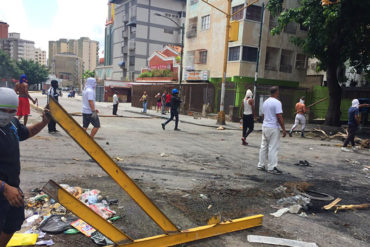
[359,104,370,108]
[277,113,286,137]
[25,84,36,104]
[89,100,98,113]
[27,111,49,137]
[249,99,256,118]
[1,179,24,207]
[240,103,244,118]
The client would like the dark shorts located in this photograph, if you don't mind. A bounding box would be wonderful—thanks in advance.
[83,113,100,128]
[0,195,25,234]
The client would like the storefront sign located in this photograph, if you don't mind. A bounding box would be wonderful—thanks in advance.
[184,70,209,81]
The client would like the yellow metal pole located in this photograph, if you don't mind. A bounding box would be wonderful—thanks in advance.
[217,0,232,125]
[43,180,132,244]
[48,98,179,233]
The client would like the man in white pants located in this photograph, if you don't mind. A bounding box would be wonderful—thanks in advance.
[257,86,286,175]
[289,96,307,138]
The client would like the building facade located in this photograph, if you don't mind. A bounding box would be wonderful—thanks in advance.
[34,48,47,66]
[48,37,99,72]
[50,53,83,91]
[184,0,307,84]
[0,21,9,39]
[104,0,186,81]
[0,32,35,61]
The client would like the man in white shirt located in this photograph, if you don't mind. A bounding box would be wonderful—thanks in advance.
[82,78,100,138]
[112,93,119,115]
[257,86,286,175]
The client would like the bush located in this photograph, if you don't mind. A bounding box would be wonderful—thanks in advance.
[140,69,173,78]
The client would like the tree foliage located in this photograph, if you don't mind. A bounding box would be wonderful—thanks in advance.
[17,59,49,86]
[267,0,370,126]
[0,49,22,81]
[83,70,95,79]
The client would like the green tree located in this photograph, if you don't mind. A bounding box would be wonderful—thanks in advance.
[17,59,49,86]
[267,0,370,126]
[0,49,22,81]
[83,70,95,79]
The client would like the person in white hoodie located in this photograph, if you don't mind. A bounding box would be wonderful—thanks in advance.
[240,89,255,145]
[82,78,100,138]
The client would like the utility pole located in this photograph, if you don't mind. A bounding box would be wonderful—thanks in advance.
[253,2,264,100]
[201,0,259,125]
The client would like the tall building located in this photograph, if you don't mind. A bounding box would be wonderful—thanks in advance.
[0,21,9,39]
[48,37,99,72]
[51,53,83,90]
[105,0,186,81]
[34,48,47,66]
[0,32,35,61]
[184,0,307,83]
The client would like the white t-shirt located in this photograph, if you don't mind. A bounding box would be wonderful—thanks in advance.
[113,94,119,104]
[82,88,96,114]
[262,97,283,128]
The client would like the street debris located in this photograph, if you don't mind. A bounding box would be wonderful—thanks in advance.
[114,156,124,161]
[294,160,311,167]
[199,194,208,200]
[270,208,290,217]
[323,198,342,210]
[247,235,318,247]
[160,152,169,157]
[11,184,121,246]
[217,126,225,130]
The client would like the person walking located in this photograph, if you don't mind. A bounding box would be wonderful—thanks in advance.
[289,96,308,138]
[140,91,148,113]
[0,87,50,247]
[112,93,119,115]
[47,80,60,133]
[82,78,100,138]
[240,89,255,145]
[165,91,171,113]
[257,86,287,175]
[161,90,167,114]
[14,74,37,126]
[341,99,370,152]
[161,88,181,131]
[155,93,162,112]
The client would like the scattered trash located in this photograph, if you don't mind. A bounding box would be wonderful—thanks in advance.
[247,235,318,247]
[35,239,55,246]
[207,205,213,209]
[114,156,123,161]
[323,198,342,210]
[108,216,121,222]
[309,147,313,150]
[39,215,77,234]
[294,160,310,167]
[106,142,110,145]
[270,208,290,218]
[6,233,39,247]
[64,228,80,235]
[277,195,310,207]
[108,198,119,205]
[289,204,302,214]
[160,153,168,157]
[333,203,370,213]
[217,126,225,130]
[299,212,308,217]
[199,194,208,200]
[71,219,96,237]
[272,186,287,198]
[90,231,114,246]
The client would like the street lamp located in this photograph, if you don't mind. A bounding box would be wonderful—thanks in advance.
[154,13,184,91]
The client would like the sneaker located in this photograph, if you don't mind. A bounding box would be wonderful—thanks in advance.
[257,166,266,171]
[241,137,248,145]
[267,167,283,175]
[289,131,293,137]
[341,147,351,152]
[301,132,305,138]
[174,128,181,131]
[352,147,358,152]
[161,123,165,130]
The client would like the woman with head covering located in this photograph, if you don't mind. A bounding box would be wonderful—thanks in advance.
[240,89,256,145]
[342,99,370,152]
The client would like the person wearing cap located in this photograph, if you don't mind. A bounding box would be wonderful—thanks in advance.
[341,99,370,152]
[240,89,256,145]
[289,96,308,138]
[0,87,49,247]
[82,78,100,138]
[14,74,37,126]
[161,88,181,131]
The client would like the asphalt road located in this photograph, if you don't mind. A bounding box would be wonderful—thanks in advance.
[18,92,370,247]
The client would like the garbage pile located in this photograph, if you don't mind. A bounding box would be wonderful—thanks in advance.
[15,184,120,246]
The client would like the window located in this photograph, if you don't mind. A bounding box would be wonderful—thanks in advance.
[232,4,244,21]
[164,28,174,34]
[280,49,293,73]
[265,47,279,71]
[245,5,262,22]
[201,15,210,30]
[129,56,135,66]
[284,22,296,34]
[269,14,278,30]
[228,46,240,61]
[295,54,306,70]
[242,46,258,62]
[199,50,207,64]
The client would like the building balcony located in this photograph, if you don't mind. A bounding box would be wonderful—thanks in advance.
[186,29,197,39]
[279,64,292,73]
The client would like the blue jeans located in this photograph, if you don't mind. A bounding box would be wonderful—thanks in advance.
[143,101,147,113]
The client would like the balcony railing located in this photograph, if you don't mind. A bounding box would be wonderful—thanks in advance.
[186,29,197,38]
[279,64,292,73]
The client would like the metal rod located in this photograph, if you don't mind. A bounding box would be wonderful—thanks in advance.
[200,0,228,16]
[253,2,264,100]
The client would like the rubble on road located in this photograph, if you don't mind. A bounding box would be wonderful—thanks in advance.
[13,184,121,246]
[247,235,318,247]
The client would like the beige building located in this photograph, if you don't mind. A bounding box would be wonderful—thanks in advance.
[51,53,83,91]
[184,0,307,83]
[34,48,46,65]
[49,37,99,72]
[0,32,35,61]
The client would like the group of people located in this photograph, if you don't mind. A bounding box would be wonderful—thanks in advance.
[140,91,172,114]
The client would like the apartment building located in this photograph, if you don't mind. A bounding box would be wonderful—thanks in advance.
[50,53,83,90]
[48,37,99,72]
[184,0,307,83]
[105,0,186,81]
[34,48,47,66]
[0,32,35,61]
[0,21,9,39]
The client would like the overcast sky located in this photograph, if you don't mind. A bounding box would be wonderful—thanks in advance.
[0,0,107,57]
